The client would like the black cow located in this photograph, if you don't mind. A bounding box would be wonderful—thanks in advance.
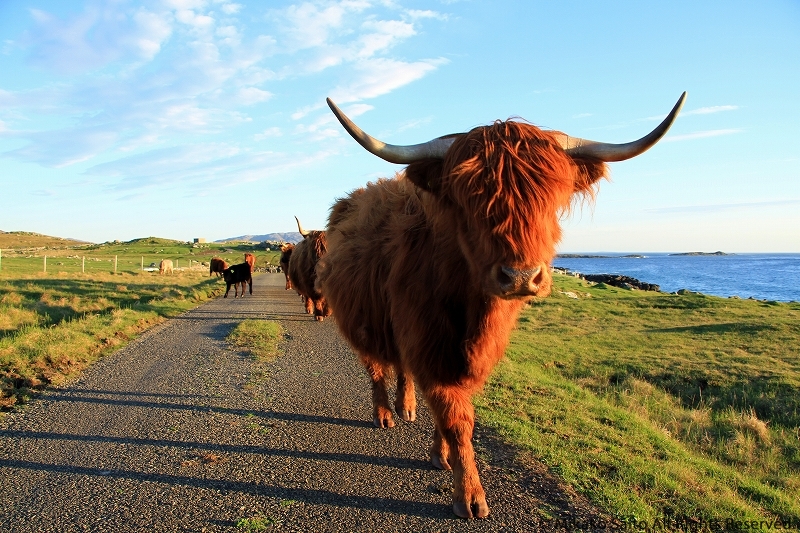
[223,262,252,298]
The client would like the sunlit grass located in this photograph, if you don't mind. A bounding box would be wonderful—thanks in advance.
[227,320,284,361]
[0,270,223,408]
[475,273,800,523]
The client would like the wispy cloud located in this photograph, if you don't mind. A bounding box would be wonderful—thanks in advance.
[664,129,743,142]
[328,57,448,103]
[645,199,800,214]
[683,105,739,116]
[1,0,450,191]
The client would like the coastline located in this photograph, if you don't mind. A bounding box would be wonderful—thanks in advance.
[551,253,800,303]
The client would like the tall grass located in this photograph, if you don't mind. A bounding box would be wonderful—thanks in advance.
[475,274,800,524]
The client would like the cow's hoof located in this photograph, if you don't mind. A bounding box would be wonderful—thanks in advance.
[431,454,451,471]
[315,316,324,322]
[398,409,416,422]
[373,415,395,429]
[453,500,490,519]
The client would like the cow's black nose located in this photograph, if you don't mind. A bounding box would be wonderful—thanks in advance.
[492,264,543,296]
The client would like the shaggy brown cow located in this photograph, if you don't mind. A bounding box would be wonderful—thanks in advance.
[158,259,173,275]
[279,243,294,290]
[209,257,227,277]
[244,253,255,270]
[287,217,330,321]
[317,94,686,518]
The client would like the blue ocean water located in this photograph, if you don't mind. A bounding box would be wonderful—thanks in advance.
[552,253,800,303]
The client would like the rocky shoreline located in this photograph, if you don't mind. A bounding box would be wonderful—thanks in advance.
[553,268,661,292]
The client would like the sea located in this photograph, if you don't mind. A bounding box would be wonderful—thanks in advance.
[551,253,800,303]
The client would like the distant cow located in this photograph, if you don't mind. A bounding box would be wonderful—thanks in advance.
[287,217,330,321]
[222,262,252,298]
[279,243,294,290]
[209,258,227,277]
[159,259,173,275]
[317,94,686,518]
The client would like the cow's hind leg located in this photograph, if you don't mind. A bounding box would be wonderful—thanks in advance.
[362,358,394,428]
[394,368,416,422]
[426,386,489,519]
[304,296,313,314]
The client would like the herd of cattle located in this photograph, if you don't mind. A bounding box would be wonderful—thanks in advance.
[179,94,688,518]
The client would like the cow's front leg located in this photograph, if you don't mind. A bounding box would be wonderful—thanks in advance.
[394,369,416,422]
[363,360,394,428]
[427,386,489,518]
[224,283,231,298]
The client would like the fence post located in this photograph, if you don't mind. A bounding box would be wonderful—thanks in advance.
[141,256,143,271]
[82,256,85,273]
[43,255,47,273]
[0,248,2,272]
[114,255,117,274]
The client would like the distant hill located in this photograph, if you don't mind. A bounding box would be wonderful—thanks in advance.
[216,232,302,244]
[0,230,90,249]
[123,236,188,246]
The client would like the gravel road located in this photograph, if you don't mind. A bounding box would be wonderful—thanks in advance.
[0,273,610,532]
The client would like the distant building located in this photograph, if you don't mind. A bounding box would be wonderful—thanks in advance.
[193,238,206,243]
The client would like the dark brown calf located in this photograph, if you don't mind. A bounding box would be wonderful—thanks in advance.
[209,257,227,277]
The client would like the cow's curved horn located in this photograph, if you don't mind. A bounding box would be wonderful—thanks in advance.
[327,98,458,164]
[295,216,310,237]
[553,92,687,162]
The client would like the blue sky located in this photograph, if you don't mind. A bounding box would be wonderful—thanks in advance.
[1,0,798,252]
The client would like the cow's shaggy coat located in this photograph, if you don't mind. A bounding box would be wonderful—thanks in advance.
[288,231,330,321]
[316,120,608,518]
[279,243,294,290]
[209,257,227,277]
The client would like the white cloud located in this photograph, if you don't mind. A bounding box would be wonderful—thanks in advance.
[358,19,415,57]
[237,87,273,105]
[329,57,448,103]
[405,9,448,21]
[254,127,282,141]
[664,129,743,142]
[221,3,242,15]
[683,105,739,116]
[24,6,174,74]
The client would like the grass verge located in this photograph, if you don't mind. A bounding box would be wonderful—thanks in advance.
[227,320,284,361]
[0,271,223,408]
[475,273,800,525]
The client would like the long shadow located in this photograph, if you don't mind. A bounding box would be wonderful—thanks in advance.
[0,430,430,470]
[42,394,373,428]
[0,459,448,519]
[56,389,206,399]
[646,322,777,335]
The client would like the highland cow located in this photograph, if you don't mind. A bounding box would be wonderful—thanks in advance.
[316,94,686,518]
[288,217,330,321]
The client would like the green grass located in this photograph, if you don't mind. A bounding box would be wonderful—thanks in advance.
[227,320,284,361]
[0,234,282,276]
[0,270,223,408]
[236,515,276,531]
[475,274,800,524]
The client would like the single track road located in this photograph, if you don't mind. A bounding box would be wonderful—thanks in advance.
[1,273,610,532]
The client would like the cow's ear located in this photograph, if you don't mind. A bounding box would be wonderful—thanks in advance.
[404,159,445,194]
[571,157,609,194]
